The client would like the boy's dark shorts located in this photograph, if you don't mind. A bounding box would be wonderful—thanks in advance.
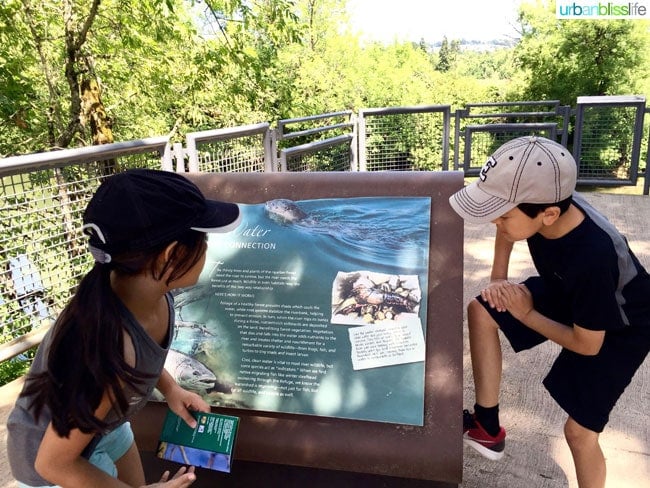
[476,276,650,433]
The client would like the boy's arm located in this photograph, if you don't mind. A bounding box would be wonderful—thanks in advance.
[481,228,515,312]
[502,283,605,355]
[491,227,514,281]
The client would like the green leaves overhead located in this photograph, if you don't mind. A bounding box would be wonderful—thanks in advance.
[1,0,648,157]
[514,0,650,104]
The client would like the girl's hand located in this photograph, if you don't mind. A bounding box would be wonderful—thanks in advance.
[500,282,534,322]
[480,279,510,312]
[142,465,196,487]
[165,385,210,429]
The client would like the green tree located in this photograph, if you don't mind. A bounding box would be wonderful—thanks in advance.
[0,1,38,155]
[436,36,460,72]
[0,0,199,155]
[514,0,650,105]
[198,0,303,122]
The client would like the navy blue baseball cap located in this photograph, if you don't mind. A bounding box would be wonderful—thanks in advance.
[82,169,240,262]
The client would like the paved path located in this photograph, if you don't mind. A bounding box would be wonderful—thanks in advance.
[1,192,648,488]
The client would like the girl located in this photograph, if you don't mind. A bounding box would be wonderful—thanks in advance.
[7,169,240,487]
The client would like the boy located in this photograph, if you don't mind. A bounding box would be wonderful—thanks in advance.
[449,136,650,488]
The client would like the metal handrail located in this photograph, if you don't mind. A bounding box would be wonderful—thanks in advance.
[0,136,171,176]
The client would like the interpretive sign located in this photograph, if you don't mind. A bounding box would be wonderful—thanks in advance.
[134,171,464,484]
[169,197,430,426]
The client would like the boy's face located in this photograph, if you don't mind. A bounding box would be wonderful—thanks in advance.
[491,207,544,242]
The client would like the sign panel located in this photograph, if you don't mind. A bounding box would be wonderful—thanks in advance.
[169,196,430,425]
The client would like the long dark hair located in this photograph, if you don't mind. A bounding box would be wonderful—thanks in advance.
[22,230,207,437]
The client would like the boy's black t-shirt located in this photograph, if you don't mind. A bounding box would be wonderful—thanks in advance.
[527,193,650,332]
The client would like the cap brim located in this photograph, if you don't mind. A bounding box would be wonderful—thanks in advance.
[449,184,516,224]
[191,201,242,233]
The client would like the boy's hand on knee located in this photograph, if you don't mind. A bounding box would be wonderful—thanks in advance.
[481,279,510,312]
[500,283,534,322]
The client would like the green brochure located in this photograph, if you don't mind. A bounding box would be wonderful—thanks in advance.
[157,409,239,473]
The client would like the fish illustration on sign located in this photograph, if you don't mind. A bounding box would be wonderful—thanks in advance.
[165,349,217,392]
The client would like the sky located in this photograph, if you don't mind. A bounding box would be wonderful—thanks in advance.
[346,0,523,43]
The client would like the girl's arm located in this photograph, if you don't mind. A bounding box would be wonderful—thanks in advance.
[34,392,130,487]
[34,390,199,487]
[157,368,210,429]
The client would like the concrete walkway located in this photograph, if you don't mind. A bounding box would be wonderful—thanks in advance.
[1,191,648,488]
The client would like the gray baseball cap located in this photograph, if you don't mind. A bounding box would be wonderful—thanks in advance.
[449,136,577,223]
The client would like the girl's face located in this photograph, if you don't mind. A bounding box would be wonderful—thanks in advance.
[492,207,543,242]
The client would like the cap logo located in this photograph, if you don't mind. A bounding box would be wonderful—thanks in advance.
[479,156,497,182]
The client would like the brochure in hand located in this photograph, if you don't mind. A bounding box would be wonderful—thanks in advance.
[157,409,239,473]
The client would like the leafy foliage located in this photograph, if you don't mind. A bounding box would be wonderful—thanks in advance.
[514,0,650,104]
[0,0,648,159]
[0,354,32,386]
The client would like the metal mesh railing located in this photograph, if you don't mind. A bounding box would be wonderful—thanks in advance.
[276,112,356,172]
[1,102,649,381]
[461,123,558,176]
[186,124,272,173]
[574,99,645,184]
[0,139,167,360]
[578,107,636,179]
[453,101,570,175]
[192,135,268,173]
[280,135,353,172]
[360,106,451,172]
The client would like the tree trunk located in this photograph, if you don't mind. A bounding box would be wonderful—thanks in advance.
[80,78,114,146]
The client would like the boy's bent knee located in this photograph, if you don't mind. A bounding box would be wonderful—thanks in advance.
[564,417,598,448]
[468,298,498,331]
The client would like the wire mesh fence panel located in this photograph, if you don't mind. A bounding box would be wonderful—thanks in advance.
[453,101,570,175]
[277,112,356,172]
[362,111,448,171]
[461,124,557,176]
[0,152,162,350]
[576,105,639,182]
[195,134,268,173]
[277,112,353,145]
[282,137,352,172]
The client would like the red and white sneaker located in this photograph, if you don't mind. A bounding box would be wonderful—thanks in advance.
[463,409,506,461]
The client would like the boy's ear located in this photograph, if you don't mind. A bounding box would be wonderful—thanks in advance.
[541,206,561,225]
